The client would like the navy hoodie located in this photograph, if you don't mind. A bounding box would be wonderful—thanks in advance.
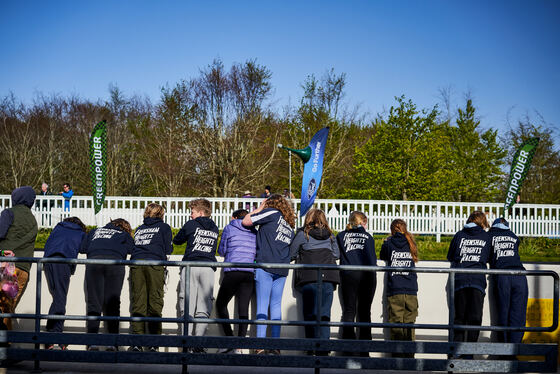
[447,223,491,293]
[132,217,173,261]
[80,223,134,259]
[336,226,377,267]
[43,221,86,259]
[380,232,418,296]
[173,216,219,263]
[488,225,524,270]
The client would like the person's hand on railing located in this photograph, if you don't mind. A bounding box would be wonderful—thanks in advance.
[1,250,14,257]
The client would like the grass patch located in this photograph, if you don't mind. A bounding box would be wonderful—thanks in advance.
[34,229,560,263]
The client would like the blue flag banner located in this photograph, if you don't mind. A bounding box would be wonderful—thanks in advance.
[300,127,329,217]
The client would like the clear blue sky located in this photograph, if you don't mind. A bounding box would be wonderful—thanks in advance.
[1,1,559,133]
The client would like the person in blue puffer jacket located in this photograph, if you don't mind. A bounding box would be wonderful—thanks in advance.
[447,211,491,346]
[43,216,87,349]
[215,209,257,351]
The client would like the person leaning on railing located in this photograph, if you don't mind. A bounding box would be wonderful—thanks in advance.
[0,186,38,330]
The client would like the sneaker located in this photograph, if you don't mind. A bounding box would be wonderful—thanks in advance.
[191,347,206,354]
[233,348,243,354]
[149,346,158,352]
[267,349,281,355]
[45,344,55,350]
[59,344,68,350]
[128,346,143,352]
[216,348,232,354]
[106,345,118,352]
[87,345,100,351]
[254,349,266,355]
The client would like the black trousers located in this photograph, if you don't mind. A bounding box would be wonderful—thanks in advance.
[85,262,125,334]
[44,261,72,333]
[215,271,254,337]
[340,270,376,340]
[453,287,484,342]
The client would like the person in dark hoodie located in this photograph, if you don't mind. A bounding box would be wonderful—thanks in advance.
[488,217,527,345]
[42,216,87,349]
[447,210,491,347]
[173,198,219,352]
[80,218,134,351]
[290,209,339,354]
[215,209,257,353]
[380,219,418,357]
[336,211,376,356]
[0,186,38,330]
[129,203,173,352]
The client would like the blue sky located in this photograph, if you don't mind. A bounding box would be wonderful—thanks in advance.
[1,1,559,133]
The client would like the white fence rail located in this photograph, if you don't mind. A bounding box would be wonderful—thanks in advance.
[1,195,559,239]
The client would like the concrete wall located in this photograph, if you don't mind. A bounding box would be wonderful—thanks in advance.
[12,253,559,352]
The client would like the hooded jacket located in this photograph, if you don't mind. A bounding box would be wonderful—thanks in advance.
[0,186,38,273]
[447,223,491,293]
[488,225,524,270]
[217,219,257,272]
[173,216,219,263]
[132,217,173,261]
[43,221,86,259]
[336,226,377,267]
[80,223,134,260]
[290,227,340,288]
[380,232,418,296]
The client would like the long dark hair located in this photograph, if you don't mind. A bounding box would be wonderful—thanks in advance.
[390,219,418,263]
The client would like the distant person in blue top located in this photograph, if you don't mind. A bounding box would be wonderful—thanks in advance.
[42,216,87,350]
[380,219,418,358]
[215,209,257,352]
[80,218,134,350]
[488,217,528,345]
[336,211,376,356]
[242,194,295,354]
[447,211,491,346]
[129,203,172,352]
[173,198,219,353]
[60,183,73,212]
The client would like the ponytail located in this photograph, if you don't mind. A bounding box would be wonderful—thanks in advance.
[346,211,367,230]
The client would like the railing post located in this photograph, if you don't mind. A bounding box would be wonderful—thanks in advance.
[34,261,43,372]
[448,271,455,347]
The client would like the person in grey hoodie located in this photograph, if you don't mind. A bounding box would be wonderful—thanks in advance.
[290,209,340,352]
[215,209,257,352]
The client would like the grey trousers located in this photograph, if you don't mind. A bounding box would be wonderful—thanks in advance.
[177,266,215,336]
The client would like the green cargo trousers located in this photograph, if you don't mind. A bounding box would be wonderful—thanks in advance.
[387,293,418,341]
[129,265,165,335]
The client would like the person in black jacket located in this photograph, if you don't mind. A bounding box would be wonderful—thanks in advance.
[290,209,340,354]
[488,217,528,344]
[173,199,219,352]
[80,218,134,351]
[447,211,491,346]
[336,211,376,356]
[380,219,418,358]
[129,203,173,352]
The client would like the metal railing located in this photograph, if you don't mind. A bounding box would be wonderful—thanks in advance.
[2,194,559,239]
[1,257,558,373]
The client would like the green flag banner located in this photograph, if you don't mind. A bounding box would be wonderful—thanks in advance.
[89,120,107,214]
[504,137,539,211]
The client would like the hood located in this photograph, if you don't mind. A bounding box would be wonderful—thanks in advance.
[195,216,216,230]
[59,221,84,231]
[390,232,409,248]
[463,223,485,235]
[143,217,163,226]
[11,186,36,208]
[347,226,367,234]
[231,218,255,233]
[308,227,331,240]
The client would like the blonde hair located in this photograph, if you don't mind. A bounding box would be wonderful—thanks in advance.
[144,203,165,219]
[264,194,296,228]
[189,198,212,217]
[303,209,331,239]
[346,211,367,230]
[110,218,132,236]
[390,219,418,263]
[467,210,489,229]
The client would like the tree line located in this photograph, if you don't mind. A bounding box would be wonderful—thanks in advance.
[1,59,559,204]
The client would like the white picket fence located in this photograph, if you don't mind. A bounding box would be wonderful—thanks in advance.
[1,195,559,239]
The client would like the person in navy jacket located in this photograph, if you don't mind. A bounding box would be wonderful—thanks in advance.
[173,199,219,351]
[380,219,418,358]
[336,211,376,355]
[80,218,134,349]
[42,216,87,349]
[447,211,491,345]
[488,217,527,345]
[129,203,173,352]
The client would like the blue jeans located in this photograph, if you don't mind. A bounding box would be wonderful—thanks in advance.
[300,282,334,340]
[255,268,286,338]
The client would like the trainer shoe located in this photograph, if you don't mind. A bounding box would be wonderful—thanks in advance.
[149,346,159,352]
[128,346,143,352]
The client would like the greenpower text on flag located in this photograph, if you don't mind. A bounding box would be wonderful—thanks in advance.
[89,120,107,214]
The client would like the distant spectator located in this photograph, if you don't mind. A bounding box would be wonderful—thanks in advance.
[60,183,74,212]
[259,186,272,199]
[242,190,254,198]
[242,190,255,210]
[282,189,295,199]
[39,183,51,196]
[37,183,54,210]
